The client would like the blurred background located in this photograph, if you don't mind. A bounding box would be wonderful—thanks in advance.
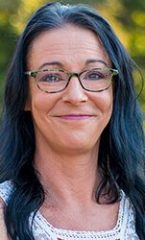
[0,0,145,114]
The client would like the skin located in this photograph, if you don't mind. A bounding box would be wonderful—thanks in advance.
[0,199,9,239]
[24,24,119,231]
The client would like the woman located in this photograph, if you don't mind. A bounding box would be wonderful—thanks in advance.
[0,2,144,240]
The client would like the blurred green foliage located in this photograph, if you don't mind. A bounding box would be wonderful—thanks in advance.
[0,0,144,113]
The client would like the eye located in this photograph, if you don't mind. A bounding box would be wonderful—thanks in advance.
[39,72,63,83]
[84,69,107,80]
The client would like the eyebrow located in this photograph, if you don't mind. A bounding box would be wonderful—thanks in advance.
[38,61,64,70]
[38,59,108,70]
[85,59,108,66]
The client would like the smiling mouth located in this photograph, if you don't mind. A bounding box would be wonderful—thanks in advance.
[54,115,95,120]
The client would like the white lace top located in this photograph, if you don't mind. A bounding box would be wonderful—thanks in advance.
[0,181,139,240]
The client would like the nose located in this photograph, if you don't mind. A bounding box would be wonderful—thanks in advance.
[62,76,88,105]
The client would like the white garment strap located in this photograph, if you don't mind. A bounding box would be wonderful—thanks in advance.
[0,181,13,204]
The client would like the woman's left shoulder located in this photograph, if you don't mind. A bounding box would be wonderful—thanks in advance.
[121,191,139,239]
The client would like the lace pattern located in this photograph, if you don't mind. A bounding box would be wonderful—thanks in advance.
[0,180,13,203]
[0,181,139,240]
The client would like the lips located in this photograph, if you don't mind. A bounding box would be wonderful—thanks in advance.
[54,114,95,120]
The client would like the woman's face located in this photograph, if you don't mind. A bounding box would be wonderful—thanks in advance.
[26,24,113,155]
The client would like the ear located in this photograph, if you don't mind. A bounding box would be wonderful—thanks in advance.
[24,77,32,111]
[24,96,31,111]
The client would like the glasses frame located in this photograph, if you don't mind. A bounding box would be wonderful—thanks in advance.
[25,67,118,93]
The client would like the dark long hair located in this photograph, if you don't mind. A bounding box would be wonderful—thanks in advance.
[0,2,145,239]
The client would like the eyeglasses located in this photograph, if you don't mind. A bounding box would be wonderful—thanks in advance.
[25,67,118,93]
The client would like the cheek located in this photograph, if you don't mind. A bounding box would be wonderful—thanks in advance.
[27,81,56,114]
[27,85,52,121]
[31,95,53,117]
[91,89,113,116]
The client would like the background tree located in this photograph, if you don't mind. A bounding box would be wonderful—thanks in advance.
[0,0,144,113]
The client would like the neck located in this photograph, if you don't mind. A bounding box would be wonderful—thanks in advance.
[34,144,100,207]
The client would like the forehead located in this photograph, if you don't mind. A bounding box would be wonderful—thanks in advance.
[27,24,111,69]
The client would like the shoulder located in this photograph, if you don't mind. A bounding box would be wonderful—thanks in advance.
[0,181,13,204]
[0,181,13,239]
[120,191,139,239]
[0,198,10,240]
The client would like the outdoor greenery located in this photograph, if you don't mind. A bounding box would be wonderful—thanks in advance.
[0,0,144,113]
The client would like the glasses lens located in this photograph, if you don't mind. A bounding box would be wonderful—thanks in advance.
[80,68,112,91]
[36,70,68,92]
